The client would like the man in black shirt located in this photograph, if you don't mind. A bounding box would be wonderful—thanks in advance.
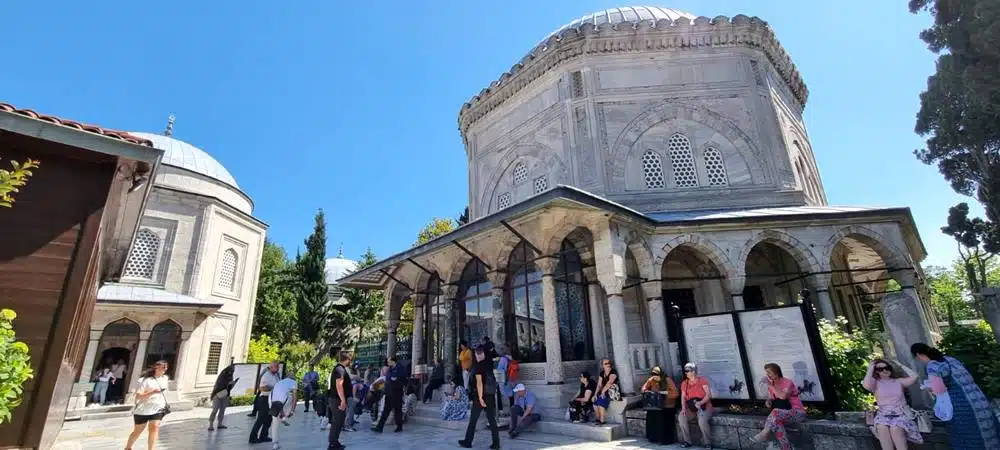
[458,345,500,450]
[372,357,404,433]
[328,350,353,450]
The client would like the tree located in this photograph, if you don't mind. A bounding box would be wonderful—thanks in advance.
[342,248,386,340]
[0,157,39,208]
[296,209,331,343]
[414,217,456,246]
[910,0,1000,223]
[251,240,299,346]
[0,309,33,425]
[940,202,1000,342]
[925,265,979,325]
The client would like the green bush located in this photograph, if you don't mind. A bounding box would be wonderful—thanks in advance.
[230,394,255,407]
[819,318,876,411]
[247,335,280,363]
[938,321,1000,399]
[0,309,34,425]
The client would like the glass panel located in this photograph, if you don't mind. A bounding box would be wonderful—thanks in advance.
[478,281,492,295]
[568,283,590,360]
[465,284,478,299]
[526,268,542,284]
[528,283,544,321]
[513,267,530,286]
[478,296,493,317]
[512,287,528,318]
[465,299,479,319]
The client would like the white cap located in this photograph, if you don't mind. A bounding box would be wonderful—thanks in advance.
[684,362,697,372]
[513,383,526,392]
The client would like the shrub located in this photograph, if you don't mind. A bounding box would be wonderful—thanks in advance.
[819,318,876,411]
[229,394,255,407]
[247,335,280,363]
[0,158,40,208]
[0,309,34,425]
[938,321,1000,399]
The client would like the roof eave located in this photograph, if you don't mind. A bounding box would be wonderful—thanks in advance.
[0,109,161,164]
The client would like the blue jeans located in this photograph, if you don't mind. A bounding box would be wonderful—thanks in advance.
[509,405,540,433]
[92,381,109,404]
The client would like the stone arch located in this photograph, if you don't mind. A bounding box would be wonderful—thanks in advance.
[609,102,767,191]
[441,252,475,286]
[736,229,823,276]
[479,144,568,214]
[543,222,596,256]
[823,225,910,271]
[493,229,532,271]
[656,234,736,281]
[94,316,141,332]
[624,231,657,281]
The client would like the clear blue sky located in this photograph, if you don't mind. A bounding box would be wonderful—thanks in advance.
[0,1,978,268]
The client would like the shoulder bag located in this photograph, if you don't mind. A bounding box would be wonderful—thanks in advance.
[154,378,171,416]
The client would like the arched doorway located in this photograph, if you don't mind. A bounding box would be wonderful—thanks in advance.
[744,242,809,309]
[505,241,545,362]
[554,239,593,361]
[92,318,140,404]
[145,320,182,378]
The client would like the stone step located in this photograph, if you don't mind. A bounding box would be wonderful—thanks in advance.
[65,400,195,421]
[407,403,621,442]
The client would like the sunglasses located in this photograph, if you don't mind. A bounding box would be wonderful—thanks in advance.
[875,366,891,372]
[602,363,611,366]
[684,369,694,373]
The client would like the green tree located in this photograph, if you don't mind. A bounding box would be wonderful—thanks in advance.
[414,217,456,246]
[0,309,33,425]
[296,209,331,343]
[819,318,876,411]
[247,334,280,363]
[251,240,299,345]
[342,248,386,340]
[925,265,979,325]
[0,157,39,208]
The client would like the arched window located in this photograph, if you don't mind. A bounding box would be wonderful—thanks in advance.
[668,133,698,188]
[217,248,239,292]
[424,277,446,365]
[641,150,665,189]
[703,147,729,186]
[533,176,548,194]
[554,240,593,361]
[123,228,160,280]
[459,260,493,345]
[512,162,528,185]
[145,321,181,377]
[497,192,512,210]
[795,157,812,200]
[505,242,545,362]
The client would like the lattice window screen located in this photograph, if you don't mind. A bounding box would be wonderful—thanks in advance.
[668,134,699,188]
[217,249,238,291]
[533,176,548,194]
[497,192,512,209]
[123,229,160,280]
[641,150,665,189]
[512,162,528,185]
[704,147,729,186]
[205,342,223,375]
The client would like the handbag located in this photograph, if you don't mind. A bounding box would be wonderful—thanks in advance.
[913,409,933,433]
[769,398,792,410]
[154,379,171,416]
[642,391,666,409]
[606,382,622,401]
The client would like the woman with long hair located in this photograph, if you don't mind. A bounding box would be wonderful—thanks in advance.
[125,360,170,450]
[749,363,805,450]
[911,343,999,450]
[862,358,922,449]
[592,359,621,426]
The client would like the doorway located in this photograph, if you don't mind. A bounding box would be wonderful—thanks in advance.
[97,347,132,404]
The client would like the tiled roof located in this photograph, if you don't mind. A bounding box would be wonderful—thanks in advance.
[0,102,152,146]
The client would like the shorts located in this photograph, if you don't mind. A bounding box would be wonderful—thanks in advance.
[133,413,165,425]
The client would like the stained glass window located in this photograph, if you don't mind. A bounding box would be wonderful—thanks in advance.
[506,242,545,362]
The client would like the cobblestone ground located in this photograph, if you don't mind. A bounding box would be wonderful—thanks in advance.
[53,405,683,450]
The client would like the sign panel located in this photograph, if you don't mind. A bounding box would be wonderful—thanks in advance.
[681,314,750,400]
[739,307,825,402]
[231,363,286,396]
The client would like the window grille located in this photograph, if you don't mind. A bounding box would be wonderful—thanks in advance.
[123,228,160,280]
[704,147,729,186]
[668,134,699,188]
[641,150,665,189]
[217,249,238,291]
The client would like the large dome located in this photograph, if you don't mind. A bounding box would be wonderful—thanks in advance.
[547,6,695,39]
[325,255,358,285]
[131,132,241,189]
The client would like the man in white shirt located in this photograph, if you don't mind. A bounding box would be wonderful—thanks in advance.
[268,371,297,450]
[249,361,282,444]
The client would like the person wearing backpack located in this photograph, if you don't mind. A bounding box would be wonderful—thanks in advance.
[497,345,518,409]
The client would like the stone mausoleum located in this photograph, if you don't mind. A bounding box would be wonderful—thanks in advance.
[67,120,267,415]
[340,6,938,418]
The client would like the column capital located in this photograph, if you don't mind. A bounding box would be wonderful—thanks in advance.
[640,280,661,300]
[440,284,459,299]
[809,273,832,290]
[535,256,558,276]
[409,293,426,307]
[582,266,598,281]
[486,270,506,288]
[387,319,400,332]
[726,275,746,296]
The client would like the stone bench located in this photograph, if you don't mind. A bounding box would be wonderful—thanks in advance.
[624,410,951,449]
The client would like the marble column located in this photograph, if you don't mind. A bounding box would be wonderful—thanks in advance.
[809,274,836,321]
[386,319,399,359]
[643,280,671,374]
[583,267,608,361]
[412,296,425,366]
[607,293,635,394]
[489,285,506,349]
[172,330,194,396]
[79,329,103,382]
[728,276,746,311]
[125,330,151,403]
[731,294,746,311]
[538,257,564,384]
[441,285,459,371]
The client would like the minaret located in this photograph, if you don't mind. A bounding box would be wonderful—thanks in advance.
[164,114,176,137]
[337,242,344,258]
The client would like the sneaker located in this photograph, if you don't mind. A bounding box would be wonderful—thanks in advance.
[320,423,329,430]
[217,425,228,430]
[272,444,280,450]
[208,426,215,431]
[457,440,472,448]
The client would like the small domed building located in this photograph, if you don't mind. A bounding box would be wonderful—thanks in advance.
[69,121,267,413]
[339,6,937,421]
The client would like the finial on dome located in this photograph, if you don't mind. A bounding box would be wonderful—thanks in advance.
[337,242,344,258]
[164,114,176,137]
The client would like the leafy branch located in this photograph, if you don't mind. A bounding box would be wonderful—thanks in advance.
[0,158,40,208]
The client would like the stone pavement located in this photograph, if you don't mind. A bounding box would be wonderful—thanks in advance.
[52,404,685,450]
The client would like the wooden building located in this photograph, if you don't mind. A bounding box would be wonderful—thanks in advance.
[0,103,162,449]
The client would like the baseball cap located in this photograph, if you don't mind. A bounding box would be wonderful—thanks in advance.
[513,383,526,392]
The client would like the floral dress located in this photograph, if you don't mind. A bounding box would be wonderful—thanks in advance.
[440,386,469,421]
[926,356,1000,450]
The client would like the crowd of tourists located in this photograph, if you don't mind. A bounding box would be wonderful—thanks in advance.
[114,336,998,450]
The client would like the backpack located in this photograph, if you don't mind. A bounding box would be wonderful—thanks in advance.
[506,359,520,382]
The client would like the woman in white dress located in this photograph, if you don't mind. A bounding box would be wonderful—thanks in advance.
[125,360,170,450]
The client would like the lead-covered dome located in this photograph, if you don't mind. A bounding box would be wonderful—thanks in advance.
[131,132,240,190]
[325,255,358,285]
[547,6,695,39]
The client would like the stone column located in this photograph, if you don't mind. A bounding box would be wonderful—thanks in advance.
[583,267,608,360]
[642,282,671,372]
[125,330,151,403]
[412,295,425,366]
[172,330,194,396]
[537,257,564,384]
[386,319,399,359]
[593,221,635,394]
[79,329,103,381]
[606,292,635,394]
[728,275,746,311]
[489,285,506,349]
[809,274,836,321]
[882,290,934,408]
[441,284,459,371]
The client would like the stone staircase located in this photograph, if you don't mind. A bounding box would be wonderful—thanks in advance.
[65,399,195,421]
